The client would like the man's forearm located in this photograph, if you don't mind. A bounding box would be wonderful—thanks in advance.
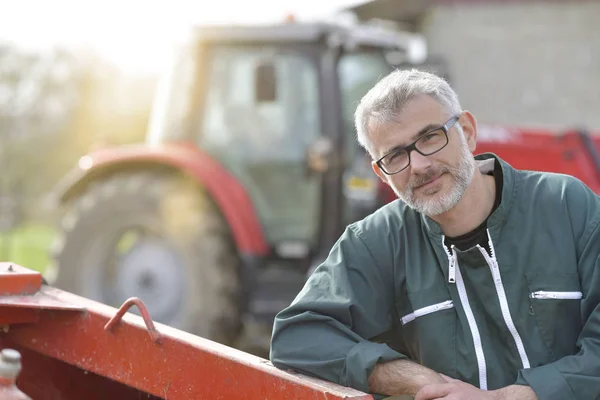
[492,385,538,400]
[368,360,445,396]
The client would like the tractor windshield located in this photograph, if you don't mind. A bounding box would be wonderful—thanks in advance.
[198,45,322,248]
[200,47,320,163]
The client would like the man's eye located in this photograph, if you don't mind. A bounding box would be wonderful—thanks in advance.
[387,150,406,163]
[422,133,439,142]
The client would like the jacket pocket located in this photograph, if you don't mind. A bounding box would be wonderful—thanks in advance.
[396,289,456,377]
[529,291,583,300]
[526,273,582,359]
[401,300,454,325]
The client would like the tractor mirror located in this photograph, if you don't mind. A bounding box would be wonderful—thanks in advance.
[254,61,277,103]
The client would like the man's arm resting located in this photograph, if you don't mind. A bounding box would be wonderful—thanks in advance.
[368,359,445,396]
[271,226,409,393]
[493,385,538,400]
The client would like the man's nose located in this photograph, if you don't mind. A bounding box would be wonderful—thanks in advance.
[409,150,433,172]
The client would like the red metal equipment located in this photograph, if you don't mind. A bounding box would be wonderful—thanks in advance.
[0,262,372,399]
[476,128,600,193]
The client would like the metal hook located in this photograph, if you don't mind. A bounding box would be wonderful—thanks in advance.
[104,297,162,344]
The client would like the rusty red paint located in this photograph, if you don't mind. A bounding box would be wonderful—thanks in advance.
[0,308,38,325]
[2,285,372,399]
[0,264,41,296]
[0,293,84,312]
[0,343,156,400]
[105,297,162,344]
[0,264,83,325]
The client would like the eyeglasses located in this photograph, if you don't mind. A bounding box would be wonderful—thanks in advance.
[375,114,461,175]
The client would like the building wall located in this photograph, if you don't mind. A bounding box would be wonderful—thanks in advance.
[422,1,600,131]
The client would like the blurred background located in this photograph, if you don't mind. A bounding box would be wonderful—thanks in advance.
[0,0,367,269]
[0,0,598,353]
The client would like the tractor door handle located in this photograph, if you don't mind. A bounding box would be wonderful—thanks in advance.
[306,137,335,176]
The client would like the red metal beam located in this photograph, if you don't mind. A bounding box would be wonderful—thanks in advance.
[0,307,39,325]
[0,342,154,400]
[1,284,372,400]
[0,263,42,295]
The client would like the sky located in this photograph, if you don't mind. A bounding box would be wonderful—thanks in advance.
[0,0,367,74]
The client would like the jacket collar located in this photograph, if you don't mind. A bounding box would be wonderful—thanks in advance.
[421,153,517,237]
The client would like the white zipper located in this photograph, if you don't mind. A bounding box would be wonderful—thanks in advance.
[442,239,457,284]
[448,247,457,283]
[530,291,583,300]
[477,231,530,370]
[455,260,488,390]
[401,300,454,325]
[441,237,487,390]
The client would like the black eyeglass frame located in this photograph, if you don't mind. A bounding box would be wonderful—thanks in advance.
[375,114,462,175]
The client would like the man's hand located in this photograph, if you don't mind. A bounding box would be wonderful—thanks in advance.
[415,375,539,400]
[415,376,495,400]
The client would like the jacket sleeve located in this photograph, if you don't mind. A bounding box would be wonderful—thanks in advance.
[516,179,600,400]
[269,225,407,393]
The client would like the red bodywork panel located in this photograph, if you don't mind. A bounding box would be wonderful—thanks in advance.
[57,143,269,256]
[0,264,373,400]
[379,128,600,204]
[476,128,600,193]
[0,264,42,296]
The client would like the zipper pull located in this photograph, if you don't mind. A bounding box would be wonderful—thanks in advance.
[448,249,456,284]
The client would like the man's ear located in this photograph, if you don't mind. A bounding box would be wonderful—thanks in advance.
[460,111,478,153]
[372,161,389,184]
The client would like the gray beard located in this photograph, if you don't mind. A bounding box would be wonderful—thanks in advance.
[393,138,476,216]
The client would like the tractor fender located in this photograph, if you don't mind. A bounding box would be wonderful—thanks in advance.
[55,142,269,256]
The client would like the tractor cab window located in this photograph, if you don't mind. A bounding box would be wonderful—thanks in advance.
[201,46,321,250]
[338,51,393,223]
[201,47,319,162]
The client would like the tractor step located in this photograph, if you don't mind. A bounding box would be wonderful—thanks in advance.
[249,263,307,324]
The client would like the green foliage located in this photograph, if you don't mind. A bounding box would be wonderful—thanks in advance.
[0,223,55,272]
[0,44,155,222]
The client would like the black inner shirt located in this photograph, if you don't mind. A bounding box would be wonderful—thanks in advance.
[444,161,503,253]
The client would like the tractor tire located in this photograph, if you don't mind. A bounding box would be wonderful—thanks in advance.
[50,170,242,345]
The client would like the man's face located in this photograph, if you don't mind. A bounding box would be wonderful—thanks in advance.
[370,95,478,216]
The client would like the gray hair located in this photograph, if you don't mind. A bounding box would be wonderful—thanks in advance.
[354,69,462,156]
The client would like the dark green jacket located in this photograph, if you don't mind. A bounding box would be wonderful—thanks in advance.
[270,154,600,400]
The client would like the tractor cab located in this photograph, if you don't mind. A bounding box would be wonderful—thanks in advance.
[147,22,428,261]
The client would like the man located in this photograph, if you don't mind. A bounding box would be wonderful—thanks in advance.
[269,69,600,400]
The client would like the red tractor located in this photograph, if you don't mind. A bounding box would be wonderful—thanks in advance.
[49,22,431,353]
[49,21,600,355]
